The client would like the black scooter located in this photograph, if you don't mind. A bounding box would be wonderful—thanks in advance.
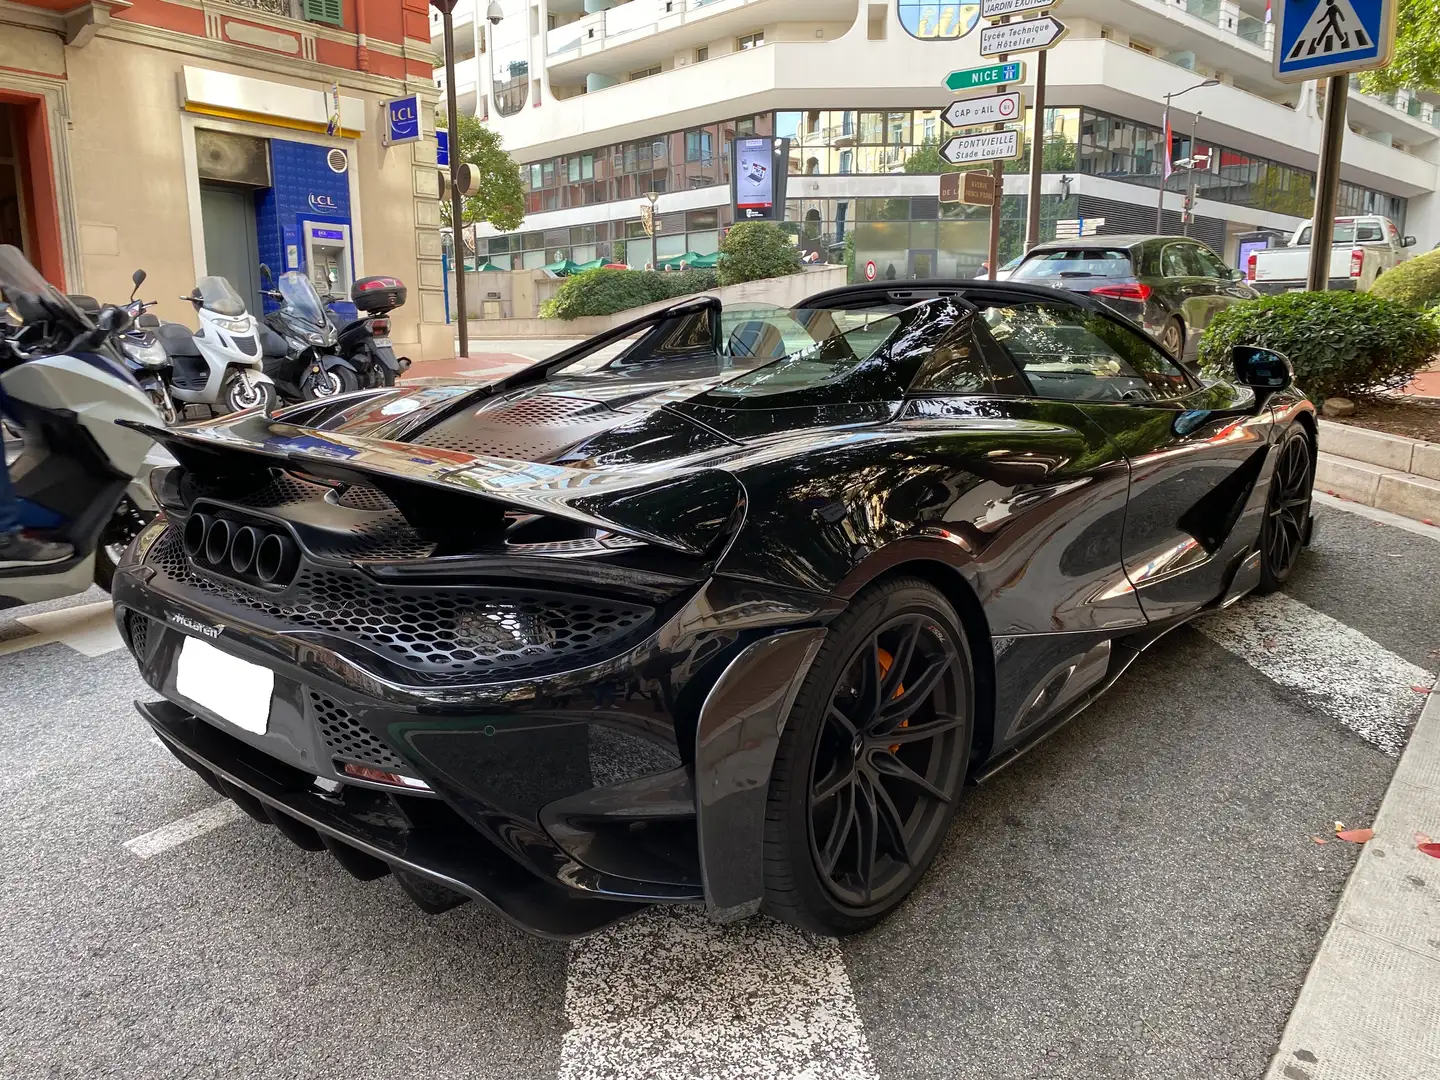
[328,276,412,388]
[258,264,361,402]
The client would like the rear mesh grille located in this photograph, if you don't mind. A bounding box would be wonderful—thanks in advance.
[146,527,654,683]
[125,611,149,660]
[308,691,405,770]
[412,394,622,461]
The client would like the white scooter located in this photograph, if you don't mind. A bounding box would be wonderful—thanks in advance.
[0,245,168,603]
[155,276,276,416]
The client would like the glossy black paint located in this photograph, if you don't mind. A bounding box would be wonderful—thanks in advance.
[113,280,1315,937]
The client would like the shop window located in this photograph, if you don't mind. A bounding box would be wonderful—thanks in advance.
[301,0,343,28]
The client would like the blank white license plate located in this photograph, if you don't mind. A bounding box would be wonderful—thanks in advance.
[372,337,392,348]
[175,636,274,735]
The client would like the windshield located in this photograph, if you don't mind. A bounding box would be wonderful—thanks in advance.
[1295,221,1383,245]
[277,271,326,324]
[705,311,902,397]
[1013,249,1135,281]
[196,276,247,316]
[0,244,92,329]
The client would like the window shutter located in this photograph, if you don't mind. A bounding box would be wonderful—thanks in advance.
[303,0,343,28]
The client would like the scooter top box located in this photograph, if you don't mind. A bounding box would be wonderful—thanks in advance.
[352,276,406,313]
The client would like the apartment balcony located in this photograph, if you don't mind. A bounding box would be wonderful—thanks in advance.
[430,2,478,61]
[434,54,481,118]
[545,0,856,78]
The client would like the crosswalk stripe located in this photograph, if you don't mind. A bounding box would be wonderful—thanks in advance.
[1,599,123,657]
[122,801,246,859]
[561,908,876,1080]
[1197,592,1435,756]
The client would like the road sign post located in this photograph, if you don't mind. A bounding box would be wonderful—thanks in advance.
[1272,0,1396,289]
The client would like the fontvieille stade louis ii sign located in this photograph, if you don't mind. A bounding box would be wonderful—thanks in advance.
[898,1,982,39]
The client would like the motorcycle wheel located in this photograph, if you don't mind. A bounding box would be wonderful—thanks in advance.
[94,497,155,593]
[303,365,360,400]
[221,370,276,414]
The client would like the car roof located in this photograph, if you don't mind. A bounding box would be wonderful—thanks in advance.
[1025,234,1201,253]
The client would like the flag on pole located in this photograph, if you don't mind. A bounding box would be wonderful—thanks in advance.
[1161,111,1174,180]
[326,82,341,136]
[1264,0,1272,23]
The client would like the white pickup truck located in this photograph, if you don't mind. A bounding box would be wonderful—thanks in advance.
[1247,215,1416,294]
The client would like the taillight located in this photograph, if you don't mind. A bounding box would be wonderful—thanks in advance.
[1247,252,1257,280]
[1350,248,1364,278]
[367,317,390,335]
[1090,282,1153,301]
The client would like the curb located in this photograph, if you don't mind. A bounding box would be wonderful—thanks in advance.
[1319,420,1440,481]
[1316,421,1440,524]
[1261,687,1440,1080]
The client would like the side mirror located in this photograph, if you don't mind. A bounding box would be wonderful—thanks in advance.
[129,269,146,300]
[1232,345,1292,397]
[260,264,272,283]
[96,304,133,334]
[1229,267,1246,281]
[1402,235,1417,248]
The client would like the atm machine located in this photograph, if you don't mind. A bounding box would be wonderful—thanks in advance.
[297,219,357,321]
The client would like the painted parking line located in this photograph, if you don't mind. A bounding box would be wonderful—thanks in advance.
[1198,592,1435,756]
[0,599,124,657]
[122,801,247,859]
[561,908,876,1080]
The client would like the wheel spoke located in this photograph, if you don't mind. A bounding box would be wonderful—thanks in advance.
[885,713,967,745]
[880,617,922,703]
[871,749,953,804]
[853,777,879,902]
[826,704,859,741]
[867,771,914,867]
[818,783,856,877]
[812,761,854,804]
[876,650,954,728]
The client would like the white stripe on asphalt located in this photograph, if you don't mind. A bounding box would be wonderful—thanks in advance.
[122,801,246,859]
[561,908,876,1080]
[1198,592,1436,756]
[0,600,123,657]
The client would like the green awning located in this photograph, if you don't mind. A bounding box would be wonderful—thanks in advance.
[656,252,705,270]
[541,258,581,275]
[572,258,607,272]
[686,252,720,268]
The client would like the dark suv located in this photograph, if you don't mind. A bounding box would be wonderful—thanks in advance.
[1010,235,1257,364]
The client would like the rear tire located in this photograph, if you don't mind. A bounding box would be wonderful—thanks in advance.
[1256,423,1314,594]
[762,576,974,936]
[221,371,275,414]
[1159,317,1185,359]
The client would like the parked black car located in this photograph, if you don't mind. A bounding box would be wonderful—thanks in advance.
[1009,235,1258,363]
[112,281,1315,939]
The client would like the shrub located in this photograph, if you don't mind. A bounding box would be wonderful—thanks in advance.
[539,267,718,320]
[1369,249,1440,308]
[716,221,803,286]
[1197,291,1440,401]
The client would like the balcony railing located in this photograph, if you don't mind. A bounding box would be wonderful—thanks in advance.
[545,0,761,59]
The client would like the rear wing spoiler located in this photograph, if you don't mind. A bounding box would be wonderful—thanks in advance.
[126,413,743,558]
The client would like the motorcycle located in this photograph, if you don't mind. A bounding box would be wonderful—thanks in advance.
[258,265,361,402]
[111,270,179,426]
[329,276,412,388]
[0,243,168,601]
[154,275,277,416]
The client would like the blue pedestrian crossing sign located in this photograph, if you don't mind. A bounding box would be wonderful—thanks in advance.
[1274,0,1395,82]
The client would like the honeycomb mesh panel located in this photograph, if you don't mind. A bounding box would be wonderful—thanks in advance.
[412,394,622,460]
[184,471,332,510]
[145,526,654,683]
[482,395,600,425]
[307,691,406,770]
[333,485,396,513]
[126,612,149,660]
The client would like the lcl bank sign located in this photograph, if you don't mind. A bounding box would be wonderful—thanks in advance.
[383,95,422,146]
[898,1,980,39]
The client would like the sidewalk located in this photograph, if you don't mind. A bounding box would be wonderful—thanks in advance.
[398,351,532,385]
[1399,361,1440,401]
[1262,687,1440,1079]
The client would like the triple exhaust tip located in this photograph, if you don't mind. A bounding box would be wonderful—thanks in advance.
[183,513,297,584]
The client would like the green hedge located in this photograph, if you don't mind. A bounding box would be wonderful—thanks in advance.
[717,222,802,286]
[1369,249,1440,308]
[540,267,718,320]
[1197,291,1440,401]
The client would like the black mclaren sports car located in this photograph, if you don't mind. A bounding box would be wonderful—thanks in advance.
[113,280,1316,938]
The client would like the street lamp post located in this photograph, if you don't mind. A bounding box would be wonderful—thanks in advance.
[643,190,660,270]
[1155,78,1218,232]
[431,0,502,360]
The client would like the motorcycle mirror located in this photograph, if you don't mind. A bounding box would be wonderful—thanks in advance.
[260,264,272,283]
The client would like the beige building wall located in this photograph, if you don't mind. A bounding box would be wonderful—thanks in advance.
[4,25,451,361]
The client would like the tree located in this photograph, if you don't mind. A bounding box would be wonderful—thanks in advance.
[1358,0,1440,94]
[435,111,525,233]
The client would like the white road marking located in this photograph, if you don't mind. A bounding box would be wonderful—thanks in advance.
[1314,491,1440,541]
[561,908,876,1080]
[1198,592,1436,756]
[1,599,123,657]
[123,801,246,859]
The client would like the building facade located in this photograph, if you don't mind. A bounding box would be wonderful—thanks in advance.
[437,0,1440,279]
[1,0,452,358]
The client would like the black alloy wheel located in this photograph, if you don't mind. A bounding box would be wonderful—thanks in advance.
[764,578,973,935]
[1257,424,1313,593]
[1160,317,1185,359]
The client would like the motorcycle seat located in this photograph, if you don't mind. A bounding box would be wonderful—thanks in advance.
[156,322,202,358]
[67,295,101,318]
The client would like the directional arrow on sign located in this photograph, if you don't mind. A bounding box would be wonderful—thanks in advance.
[979,15,1067,57]
[942,91,1022,129]
[981,0,1060,18]
[944,61,1025,94]
[939,129,1022,166]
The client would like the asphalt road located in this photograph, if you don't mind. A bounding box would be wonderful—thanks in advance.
[1,500,1436,1080]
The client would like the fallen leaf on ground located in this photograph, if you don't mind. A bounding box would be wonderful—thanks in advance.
[1312,837,1328,845]
[1419,843,1440,860]
[1413,686,1432,694]
[1337,828,1375,843]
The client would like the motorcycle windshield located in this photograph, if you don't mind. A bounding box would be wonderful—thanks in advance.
[0,244,93,330]
[277,272,327,325]
[196,276,248,317]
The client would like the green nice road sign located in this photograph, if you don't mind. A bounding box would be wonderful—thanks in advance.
[944,61,1025,93]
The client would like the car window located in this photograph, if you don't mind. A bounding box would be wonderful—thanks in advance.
[977,302,1192,403]
[1191,245,1231,279]
[704,313,903,398]
[909,327,993,395]
[1160,244,1201,278]
[1012,249,1135,281]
